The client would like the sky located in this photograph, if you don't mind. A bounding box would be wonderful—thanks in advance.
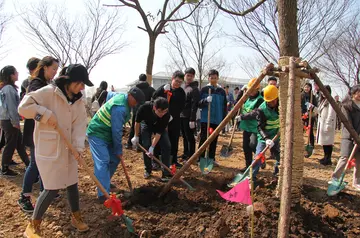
[0,0,349,98]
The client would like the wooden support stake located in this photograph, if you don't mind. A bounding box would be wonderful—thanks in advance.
[159,63,275,196]
[277,57,296,238]
[308,65,360,146]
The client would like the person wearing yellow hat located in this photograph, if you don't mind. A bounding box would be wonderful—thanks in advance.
[236,78,264,172]
[236,85,280,187]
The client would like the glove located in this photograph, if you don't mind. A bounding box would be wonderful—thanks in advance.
[206,96,212,103]
[235,115,241,122]
[131,136,139,146]
[146,146,154,156]
[305,102,314,110]
[169,115,173,122]
[164,84,171,91]
[189,121,196,129]
[266,139,274,149]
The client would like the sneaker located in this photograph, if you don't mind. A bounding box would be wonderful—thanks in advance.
[152,162,161,171]
[160,175,172,182]
[124,144,132,150]
[1,168,18,177]
[261,161,266,169]
[174,162,183,169]
[9,160,20,166]
[54,193,61,200]
[213,161,220,167]
[18,194,34,213]
[144,171,151,179]
[320,159,332,166]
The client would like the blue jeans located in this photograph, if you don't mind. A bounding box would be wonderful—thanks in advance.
[141,123,171,176]
[88,135,120,197]
[252,140,280,181]
[22,146,43,194]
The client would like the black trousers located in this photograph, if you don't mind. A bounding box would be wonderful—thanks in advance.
[243,130,258,167]
[199,123,219,160]
[127,108,141,146]
[168,118,181,164]
[323,145,333,162]
[1,120,29,169]
[180,117,196,159]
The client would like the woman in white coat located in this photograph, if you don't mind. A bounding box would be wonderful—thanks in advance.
[316,85,337,166]
[19,64,94,238]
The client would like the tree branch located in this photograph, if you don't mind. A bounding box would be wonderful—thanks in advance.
[213,0,267,16]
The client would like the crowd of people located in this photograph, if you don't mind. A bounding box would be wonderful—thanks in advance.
[0,56,359,237]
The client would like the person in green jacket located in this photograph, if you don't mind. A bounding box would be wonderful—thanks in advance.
[237,78,264,171]
[237,85,280,185]
[87,87,145,202]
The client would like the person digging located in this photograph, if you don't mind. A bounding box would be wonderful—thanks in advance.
[236,85,280,187]
[87,87,145,203]
[131,97,172,181]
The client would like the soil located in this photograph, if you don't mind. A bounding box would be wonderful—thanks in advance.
[0,129,359,238]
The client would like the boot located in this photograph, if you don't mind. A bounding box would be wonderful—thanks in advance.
[23,220,42,238]
[71,211,89,232]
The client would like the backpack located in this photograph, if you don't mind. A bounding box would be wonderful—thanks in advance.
[91,90,105,113]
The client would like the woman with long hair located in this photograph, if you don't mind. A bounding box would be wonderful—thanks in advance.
[18,56,59,213]
[0,66,29,176]
[19,64,93,237]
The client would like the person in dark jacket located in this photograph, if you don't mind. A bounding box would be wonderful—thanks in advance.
[20,57,40,100]
[126,74,155,149]
[152,70,185,168]
[0,66,29,177]
[18,56,60,213]
[180,67,200,161]
[91,81,108,110]
[330,85,360,191]
[301,82,318,157]
[198,69,227,166]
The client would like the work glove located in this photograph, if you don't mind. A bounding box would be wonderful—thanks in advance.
[147,146,154,157]
[266,139,275,149]
[169,115,173,122]
[305,102,314,110]
[189,121,196,129]
[235,115,241,122]
[206,96,212,103]
[164,84,171,91]
[131,136,139,146]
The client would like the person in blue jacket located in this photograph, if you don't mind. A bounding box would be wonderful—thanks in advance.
[198,69,227,166]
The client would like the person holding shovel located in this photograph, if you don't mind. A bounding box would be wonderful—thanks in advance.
[87,87,145,202]
[198,69,227,167]
[330,85,360,191]
[237,78,264,172]
[131,97,172,181]
[236,85,280,186]
[18,64,94,237]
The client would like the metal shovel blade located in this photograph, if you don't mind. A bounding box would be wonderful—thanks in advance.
[228,168,251,188]
[304,144,314,157]
[122,214,135,233]
[220,145,233,158]
[327,177,348,196]
[199,157,207,174]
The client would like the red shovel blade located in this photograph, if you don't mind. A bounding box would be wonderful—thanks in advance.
[104,194,124,217]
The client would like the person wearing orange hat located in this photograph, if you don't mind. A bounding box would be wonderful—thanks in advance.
[236,78,264,172]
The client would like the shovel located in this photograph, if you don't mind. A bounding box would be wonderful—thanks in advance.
[200,88,214,174]
[327,144,358,196]
[304,93,314,157]
[228,133,280,187]
[137,144,196,191]
[220,109,241,158]
[55,126,135,233]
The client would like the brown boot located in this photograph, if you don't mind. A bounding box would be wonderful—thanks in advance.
[71,211,89,232]
[23,220,42,238]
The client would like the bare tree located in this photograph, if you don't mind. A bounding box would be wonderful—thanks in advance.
[0,0,10,58]
[226,0,354,64]
[20,0,127,73]
[165,3,226,87]
[316,15,360,92]
[105,0,203,84]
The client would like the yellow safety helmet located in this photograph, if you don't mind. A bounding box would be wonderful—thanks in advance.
[247,78,260,90]
[263,85,279,102]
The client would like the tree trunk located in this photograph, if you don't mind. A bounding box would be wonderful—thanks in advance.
[276,0,303,204]
[146,34,157,85]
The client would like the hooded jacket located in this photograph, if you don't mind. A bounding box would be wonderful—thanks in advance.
[136,81,155,102]
[180,81,200,121]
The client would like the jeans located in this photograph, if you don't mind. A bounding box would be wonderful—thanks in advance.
[199,123,219,160]
[243,131,258,167]
[22,146,43,194]
[252,140,280,181]
[141,123,171,176]
[168,117,181,163]
[0,120,29,169]
[88,135,120,197]
[180,118,196,159]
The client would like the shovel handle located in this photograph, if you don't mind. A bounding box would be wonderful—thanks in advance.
[338,144,358,185]
[119,157,133,194]
[228,108,241,147]
[206,88,211,158]
[307,93,313,145]
[55,126,110,199]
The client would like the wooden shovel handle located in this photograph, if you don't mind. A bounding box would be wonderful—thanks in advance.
[55,126,110,199]
[307,93,313,145]
[206,88,211,158]
[119,157,133,194]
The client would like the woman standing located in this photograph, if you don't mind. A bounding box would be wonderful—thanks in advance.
[0,66,29,176]
[316,85,336,166]
[18,56,59,213]
[301,82,318,157]
[91,81,108,115]
[19,64,94,237]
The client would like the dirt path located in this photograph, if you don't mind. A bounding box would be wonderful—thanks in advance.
[0,130,359,237]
